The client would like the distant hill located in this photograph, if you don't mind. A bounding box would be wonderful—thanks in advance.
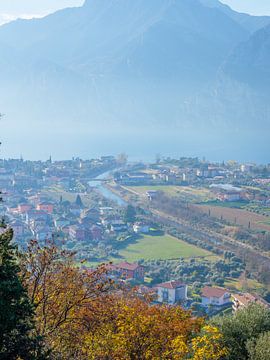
[0,0,269,161]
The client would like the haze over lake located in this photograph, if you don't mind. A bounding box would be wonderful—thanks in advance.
[0,0,270,162]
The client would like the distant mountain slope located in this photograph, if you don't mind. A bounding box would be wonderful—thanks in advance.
[0,0,247,79]
[200,0,270,33]
[0,0,269,161]
[223,24,270,91]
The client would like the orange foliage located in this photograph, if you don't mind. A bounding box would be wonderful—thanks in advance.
[20,241,226,359]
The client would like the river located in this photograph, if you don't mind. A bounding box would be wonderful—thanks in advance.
[88,170,127,207]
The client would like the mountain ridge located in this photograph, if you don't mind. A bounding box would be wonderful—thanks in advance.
[0,0,269,161]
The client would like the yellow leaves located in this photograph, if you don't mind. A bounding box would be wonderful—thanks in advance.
[169,335,189,359]
[21,242,228,359]
[82,296,210,360]
[191,325,228,360]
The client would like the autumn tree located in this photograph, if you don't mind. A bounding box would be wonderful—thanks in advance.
[20,241,113,359]
[18,240,228,359]
[0,229,47,359]
[81,295,226,360]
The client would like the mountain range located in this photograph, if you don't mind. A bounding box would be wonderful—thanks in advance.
[0,0,269,161]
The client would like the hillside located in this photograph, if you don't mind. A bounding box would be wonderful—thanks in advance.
[0,0,269,160]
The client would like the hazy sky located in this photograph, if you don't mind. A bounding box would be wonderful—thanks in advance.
[0,0,270,25]
[220,0,270,15]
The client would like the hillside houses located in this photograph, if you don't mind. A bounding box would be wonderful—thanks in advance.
[114,262,145,282]
[201,286,231,307]
[157,281,188,305]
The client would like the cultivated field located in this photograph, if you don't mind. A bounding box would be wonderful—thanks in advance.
[195,204,270,232]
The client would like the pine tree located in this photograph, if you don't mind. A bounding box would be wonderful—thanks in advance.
[0,229,47,359]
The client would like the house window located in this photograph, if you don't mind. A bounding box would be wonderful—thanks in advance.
[162,289,169,302]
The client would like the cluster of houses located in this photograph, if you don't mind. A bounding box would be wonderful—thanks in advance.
[116,167,270,205]
[156,281,269,311]
[1,157,270,314]
[0,156,127,244]
[3,192,152,245]
[102,261,270,312]
[115,160,270,187]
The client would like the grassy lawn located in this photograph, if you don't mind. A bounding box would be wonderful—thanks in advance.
[202,200,248,209]
[80,234,215,267]
[114,234,213,262]
[224,278,265,293]
[42,186,96,207]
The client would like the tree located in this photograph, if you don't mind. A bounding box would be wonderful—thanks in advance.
[247,331,270,360]
[20,240,112,359]
[75,194,83,207]
[212,303,270,360]
[124,204,136,223]
[82,295,226,359]
[0,229,47,359]
[19,240,227,359]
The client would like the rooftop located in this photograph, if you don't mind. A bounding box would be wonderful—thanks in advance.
[232,293,270,308]
[157,280,185,289]
[116,262,142,271]
[202,286,229,298]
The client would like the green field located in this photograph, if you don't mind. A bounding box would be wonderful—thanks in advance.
[42,186,96,207]
[115,234,213,262]
[126,185,214,203]
[224,278,266,293]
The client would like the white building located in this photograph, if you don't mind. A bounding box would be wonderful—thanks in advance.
[201,286,231,307]
[157,281,187,305]
[133,222,150,234]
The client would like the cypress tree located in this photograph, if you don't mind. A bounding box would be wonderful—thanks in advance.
[0,228,47,359]
[75,194,83,207]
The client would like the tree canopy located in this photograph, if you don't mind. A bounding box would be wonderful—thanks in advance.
[212,303,270,360]
[0,229,47,359]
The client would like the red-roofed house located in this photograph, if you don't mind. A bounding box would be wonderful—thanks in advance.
[157,280,187,304]
[201,286,231,307]
[115,262,144,281]
[37,202,54,214]
[18,203,33,214]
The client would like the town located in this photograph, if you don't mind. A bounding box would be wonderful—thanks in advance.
[1,155,270,317]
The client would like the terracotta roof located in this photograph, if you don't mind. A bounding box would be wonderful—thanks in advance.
[104,263,118,271]
[202,286,229,298]
[116,262,141,271]
[233,293,270,308]
[157,280,185,289]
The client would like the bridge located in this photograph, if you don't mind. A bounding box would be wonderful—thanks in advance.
[87,177,114,182]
